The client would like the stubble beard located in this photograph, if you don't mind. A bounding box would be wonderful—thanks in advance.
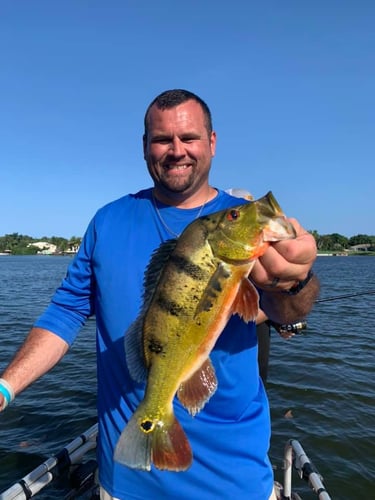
[153,165,197,194]
[148,157,211,198]
[159,176,195,194]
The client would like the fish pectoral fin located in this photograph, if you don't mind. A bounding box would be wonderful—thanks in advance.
[232,278,259,323]
[177,358,218,416]
[152,415,193,471]
[195,263,231,315]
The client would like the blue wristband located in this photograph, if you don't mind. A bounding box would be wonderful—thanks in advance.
[0,379,15,408]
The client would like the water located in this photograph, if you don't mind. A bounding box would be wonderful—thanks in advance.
[0,255,374,499]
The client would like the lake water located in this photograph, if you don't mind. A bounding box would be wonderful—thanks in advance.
[0,255,374,499]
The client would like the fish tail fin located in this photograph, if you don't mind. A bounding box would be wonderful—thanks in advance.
[114,410,152,471]
[152,414,193,471]
[114,408,192,472]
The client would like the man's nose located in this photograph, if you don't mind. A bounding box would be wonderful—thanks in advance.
[169,137,185,156]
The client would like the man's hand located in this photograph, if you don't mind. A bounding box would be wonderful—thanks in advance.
[250,218,317,292]
[250,218,319,325]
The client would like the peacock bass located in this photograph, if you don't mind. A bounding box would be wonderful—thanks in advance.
[114,191,296,472]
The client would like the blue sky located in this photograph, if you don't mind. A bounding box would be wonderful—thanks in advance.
[1,1,374,238]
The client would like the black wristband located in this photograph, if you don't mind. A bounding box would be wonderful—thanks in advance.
[282,269,314,296]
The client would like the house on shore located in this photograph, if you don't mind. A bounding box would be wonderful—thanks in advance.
[350,244,372,252]
[28,241,57,255]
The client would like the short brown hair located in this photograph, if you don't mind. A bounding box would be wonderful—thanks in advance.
[144,89,213,139]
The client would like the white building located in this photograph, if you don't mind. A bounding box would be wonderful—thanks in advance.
[28,241,57,255]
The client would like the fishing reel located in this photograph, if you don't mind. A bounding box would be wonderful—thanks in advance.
[267,320,307,339]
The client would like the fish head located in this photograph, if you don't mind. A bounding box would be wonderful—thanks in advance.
[205,191,296,262]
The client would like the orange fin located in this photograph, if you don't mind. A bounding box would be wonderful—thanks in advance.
[232,277,259,323]
[152,416,192,471]
[177,358,218,416]
[114,406,192,472]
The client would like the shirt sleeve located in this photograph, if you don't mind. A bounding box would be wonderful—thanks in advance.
[34,218,97,346]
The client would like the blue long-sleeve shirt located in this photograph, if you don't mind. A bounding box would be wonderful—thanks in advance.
[35,188,273,499]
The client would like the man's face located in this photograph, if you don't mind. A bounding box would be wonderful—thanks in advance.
[143,100,216,199]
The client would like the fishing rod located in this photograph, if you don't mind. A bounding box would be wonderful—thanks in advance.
[268,289,375,336]
[315,289,375,303]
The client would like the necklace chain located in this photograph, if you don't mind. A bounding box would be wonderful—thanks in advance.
[151,190,209,238]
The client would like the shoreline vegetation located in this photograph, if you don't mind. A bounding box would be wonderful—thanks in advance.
[0,232,374,256]
[0,234,81,256]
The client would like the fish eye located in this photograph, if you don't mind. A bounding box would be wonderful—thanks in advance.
[227,209,240,221]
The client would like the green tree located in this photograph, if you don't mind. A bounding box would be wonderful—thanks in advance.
[317,233,348,251]
[49,236,69,252]
[348,234,373,246]
[0,233,36,254]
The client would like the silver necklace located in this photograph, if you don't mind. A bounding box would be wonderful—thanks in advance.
[151,189,209,238]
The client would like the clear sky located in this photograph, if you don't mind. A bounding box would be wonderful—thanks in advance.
[1,1,374,238]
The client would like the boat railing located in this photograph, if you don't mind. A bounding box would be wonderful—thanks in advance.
[0,424,98,500]
[282,439,331,500]
[0,427,332,499]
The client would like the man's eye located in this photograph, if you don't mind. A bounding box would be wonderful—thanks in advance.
[182,136,198,143]
[153,138,170,144]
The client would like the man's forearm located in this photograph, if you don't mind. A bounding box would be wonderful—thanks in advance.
[260,273,320,325]
[0,327,69,405]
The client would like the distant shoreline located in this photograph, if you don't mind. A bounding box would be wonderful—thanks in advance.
[317,252,375,256]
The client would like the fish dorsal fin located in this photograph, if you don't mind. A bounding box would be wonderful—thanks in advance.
[142,239,178,306]
[232,278,259,323]
[125,239,178,383]
[177,358,218,416]
[125,315,148,382]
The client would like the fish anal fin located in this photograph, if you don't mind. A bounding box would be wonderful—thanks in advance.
[152,416,193,471]
[177,358,218,416]
[232,278,259,323]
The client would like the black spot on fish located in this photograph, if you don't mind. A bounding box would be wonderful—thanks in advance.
[169,255,206,281]
[147,338,164,354]
[141,420,153,432]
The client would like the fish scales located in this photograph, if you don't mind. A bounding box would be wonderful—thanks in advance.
[115,191,296,472]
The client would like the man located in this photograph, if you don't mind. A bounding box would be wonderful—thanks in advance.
[0,89,319,499]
